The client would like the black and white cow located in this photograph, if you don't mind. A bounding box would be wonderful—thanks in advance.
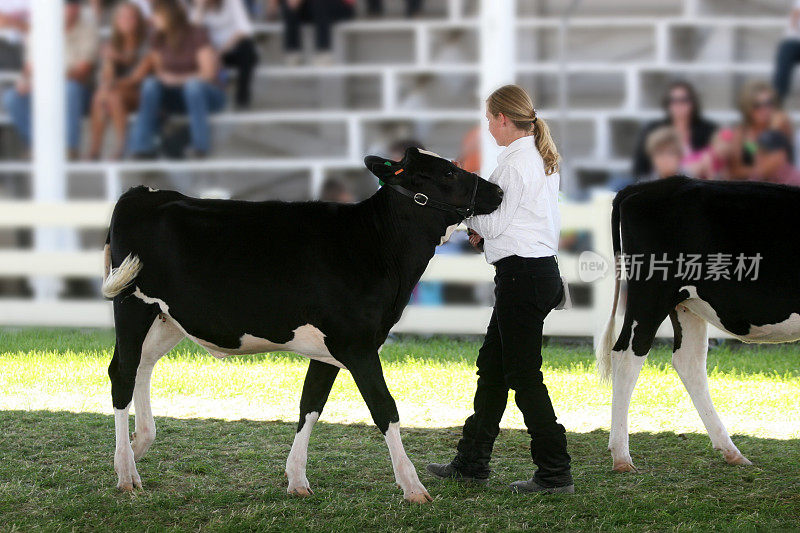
[101,147,503,503]
[596,176,799,472]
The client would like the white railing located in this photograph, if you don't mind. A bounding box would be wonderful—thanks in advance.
[0,190,737,341]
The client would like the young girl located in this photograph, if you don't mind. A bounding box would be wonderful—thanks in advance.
[427,84,573,494]
[87,2,151,160]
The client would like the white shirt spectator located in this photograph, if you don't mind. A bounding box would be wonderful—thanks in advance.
[786,0,800,39]
[467,135,561,264]
[191,0,253,51]
[130,0,155,19]
[0,0,29,45]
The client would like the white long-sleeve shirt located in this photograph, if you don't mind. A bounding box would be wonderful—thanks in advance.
[467,135,561,264]
[191,0,253,51]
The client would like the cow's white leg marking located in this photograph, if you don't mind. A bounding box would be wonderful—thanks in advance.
[672,306,752,466]
[131,317,184,461]
[114,404,141,491]
[385,422,431,503]
[286,411,318,496]
[608,342,646,473]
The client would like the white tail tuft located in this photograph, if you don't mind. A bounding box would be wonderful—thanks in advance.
[102,251,142,298]
[595,254,621,382]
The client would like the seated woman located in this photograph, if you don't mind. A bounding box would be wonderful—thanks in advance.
[128,0,225,159]
[87,1,151,160]
[730,80,794,180]
[189,0,258,109]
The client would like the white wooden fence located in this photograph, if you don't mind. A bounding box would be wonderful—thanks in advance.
[0,191,614,339]
[0,188,737,342]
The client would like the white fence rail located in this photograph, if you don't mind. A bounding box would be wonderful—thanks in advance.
[0,193,609,337]
[0,193,727,337]
[0,192,735,341]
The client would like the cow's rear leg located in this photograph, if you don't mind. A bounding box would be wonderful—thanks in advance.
[348,354,431,504]
[286,359,340,496]
[671,306,751,466]
[109,297,159,491]
[608,345,646,472]
[608,317,662,473]
[131,315,184,460]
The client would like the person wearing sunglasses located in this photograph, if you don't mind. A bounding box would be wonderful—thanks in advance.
[631,80,717,181]
[730,80,794,180]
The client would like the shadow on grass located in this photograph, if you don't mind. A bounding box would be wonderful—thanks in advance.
[1,409,799,531]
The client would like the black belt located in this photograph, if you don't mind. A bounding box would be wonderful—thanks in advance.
[493,255,558,275]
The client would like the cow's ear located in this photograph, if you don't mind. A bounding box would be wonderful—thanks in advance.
[364,155,403,183]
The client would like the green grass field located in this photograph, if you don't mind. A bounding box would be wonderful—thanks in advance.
[1,328,799,531]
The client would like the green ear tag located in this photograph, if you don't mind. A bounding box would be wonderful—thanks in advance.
[379,161,392,186]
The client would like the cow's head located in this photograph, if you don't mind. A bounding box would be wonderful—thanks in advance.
[365,147,504,222]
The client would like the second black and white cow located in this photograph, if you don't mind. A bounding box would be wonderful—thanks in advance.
[102,147,503,503]
[596,176,799,472]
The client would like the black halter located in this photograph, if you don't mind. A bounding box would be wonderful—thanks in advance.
[386,174,479,220]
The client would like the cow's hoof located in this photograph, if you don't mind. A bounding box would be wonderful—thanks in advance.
[115,470,142,491]
[115,452,142,491]
[723,451,753,466]
[611,461,637,473]
[404,490,433,504]
[288,486,313,497]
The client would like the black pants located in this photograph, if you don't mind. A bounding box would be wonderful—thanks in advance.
[0,41,23,70]
[222,38,259,108]
[366,0,424,17]
[457,255,572,487]
[279,0,355,52]
[774,39,800,104]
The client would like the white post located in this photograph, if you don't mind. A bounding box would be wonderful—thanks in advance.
[31,0,66,300]
[479,0,516,179]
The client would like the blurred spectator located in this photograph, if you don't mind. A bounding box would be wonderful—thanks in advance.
[753,129,800,187]
[366,0,423,18]
[1,0,99,158]
[730,80,793,180]
[0,0,28,70]
[773,0,800,105]
[457,126,481,173]
[131,0,157,19]
[645,126,684,180]
[87,2,151,160]
[274,0,354,66]
[689,128,735,181]
[128,0,225,159]
[388,138,424,161]
[631,81,716,180]
[189,0,258,109]
[319,177,354,202]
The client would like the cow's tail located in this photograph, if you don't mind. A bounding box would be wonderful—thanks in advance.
[102,232,142,299]
[595,193,623,382]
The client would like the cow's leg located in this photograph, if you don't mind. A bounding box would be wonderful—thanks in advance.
[608,314,665,473]
[608,345,646,472]
[131,316,184,461]
[347,354,431,504]
[109,297,159,491]
[286,359,340,496]
[671,306,751,466]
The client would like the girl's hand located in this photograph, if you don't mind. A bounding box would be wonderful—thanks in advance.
[468,231,483,249]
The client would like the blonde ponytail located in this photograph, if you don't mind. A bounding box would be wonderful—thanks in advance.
[486,84,561,175]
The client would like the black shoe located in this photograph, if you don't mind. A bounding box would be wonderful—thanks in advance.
[426,462,489,485]
[509,478,574,494]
